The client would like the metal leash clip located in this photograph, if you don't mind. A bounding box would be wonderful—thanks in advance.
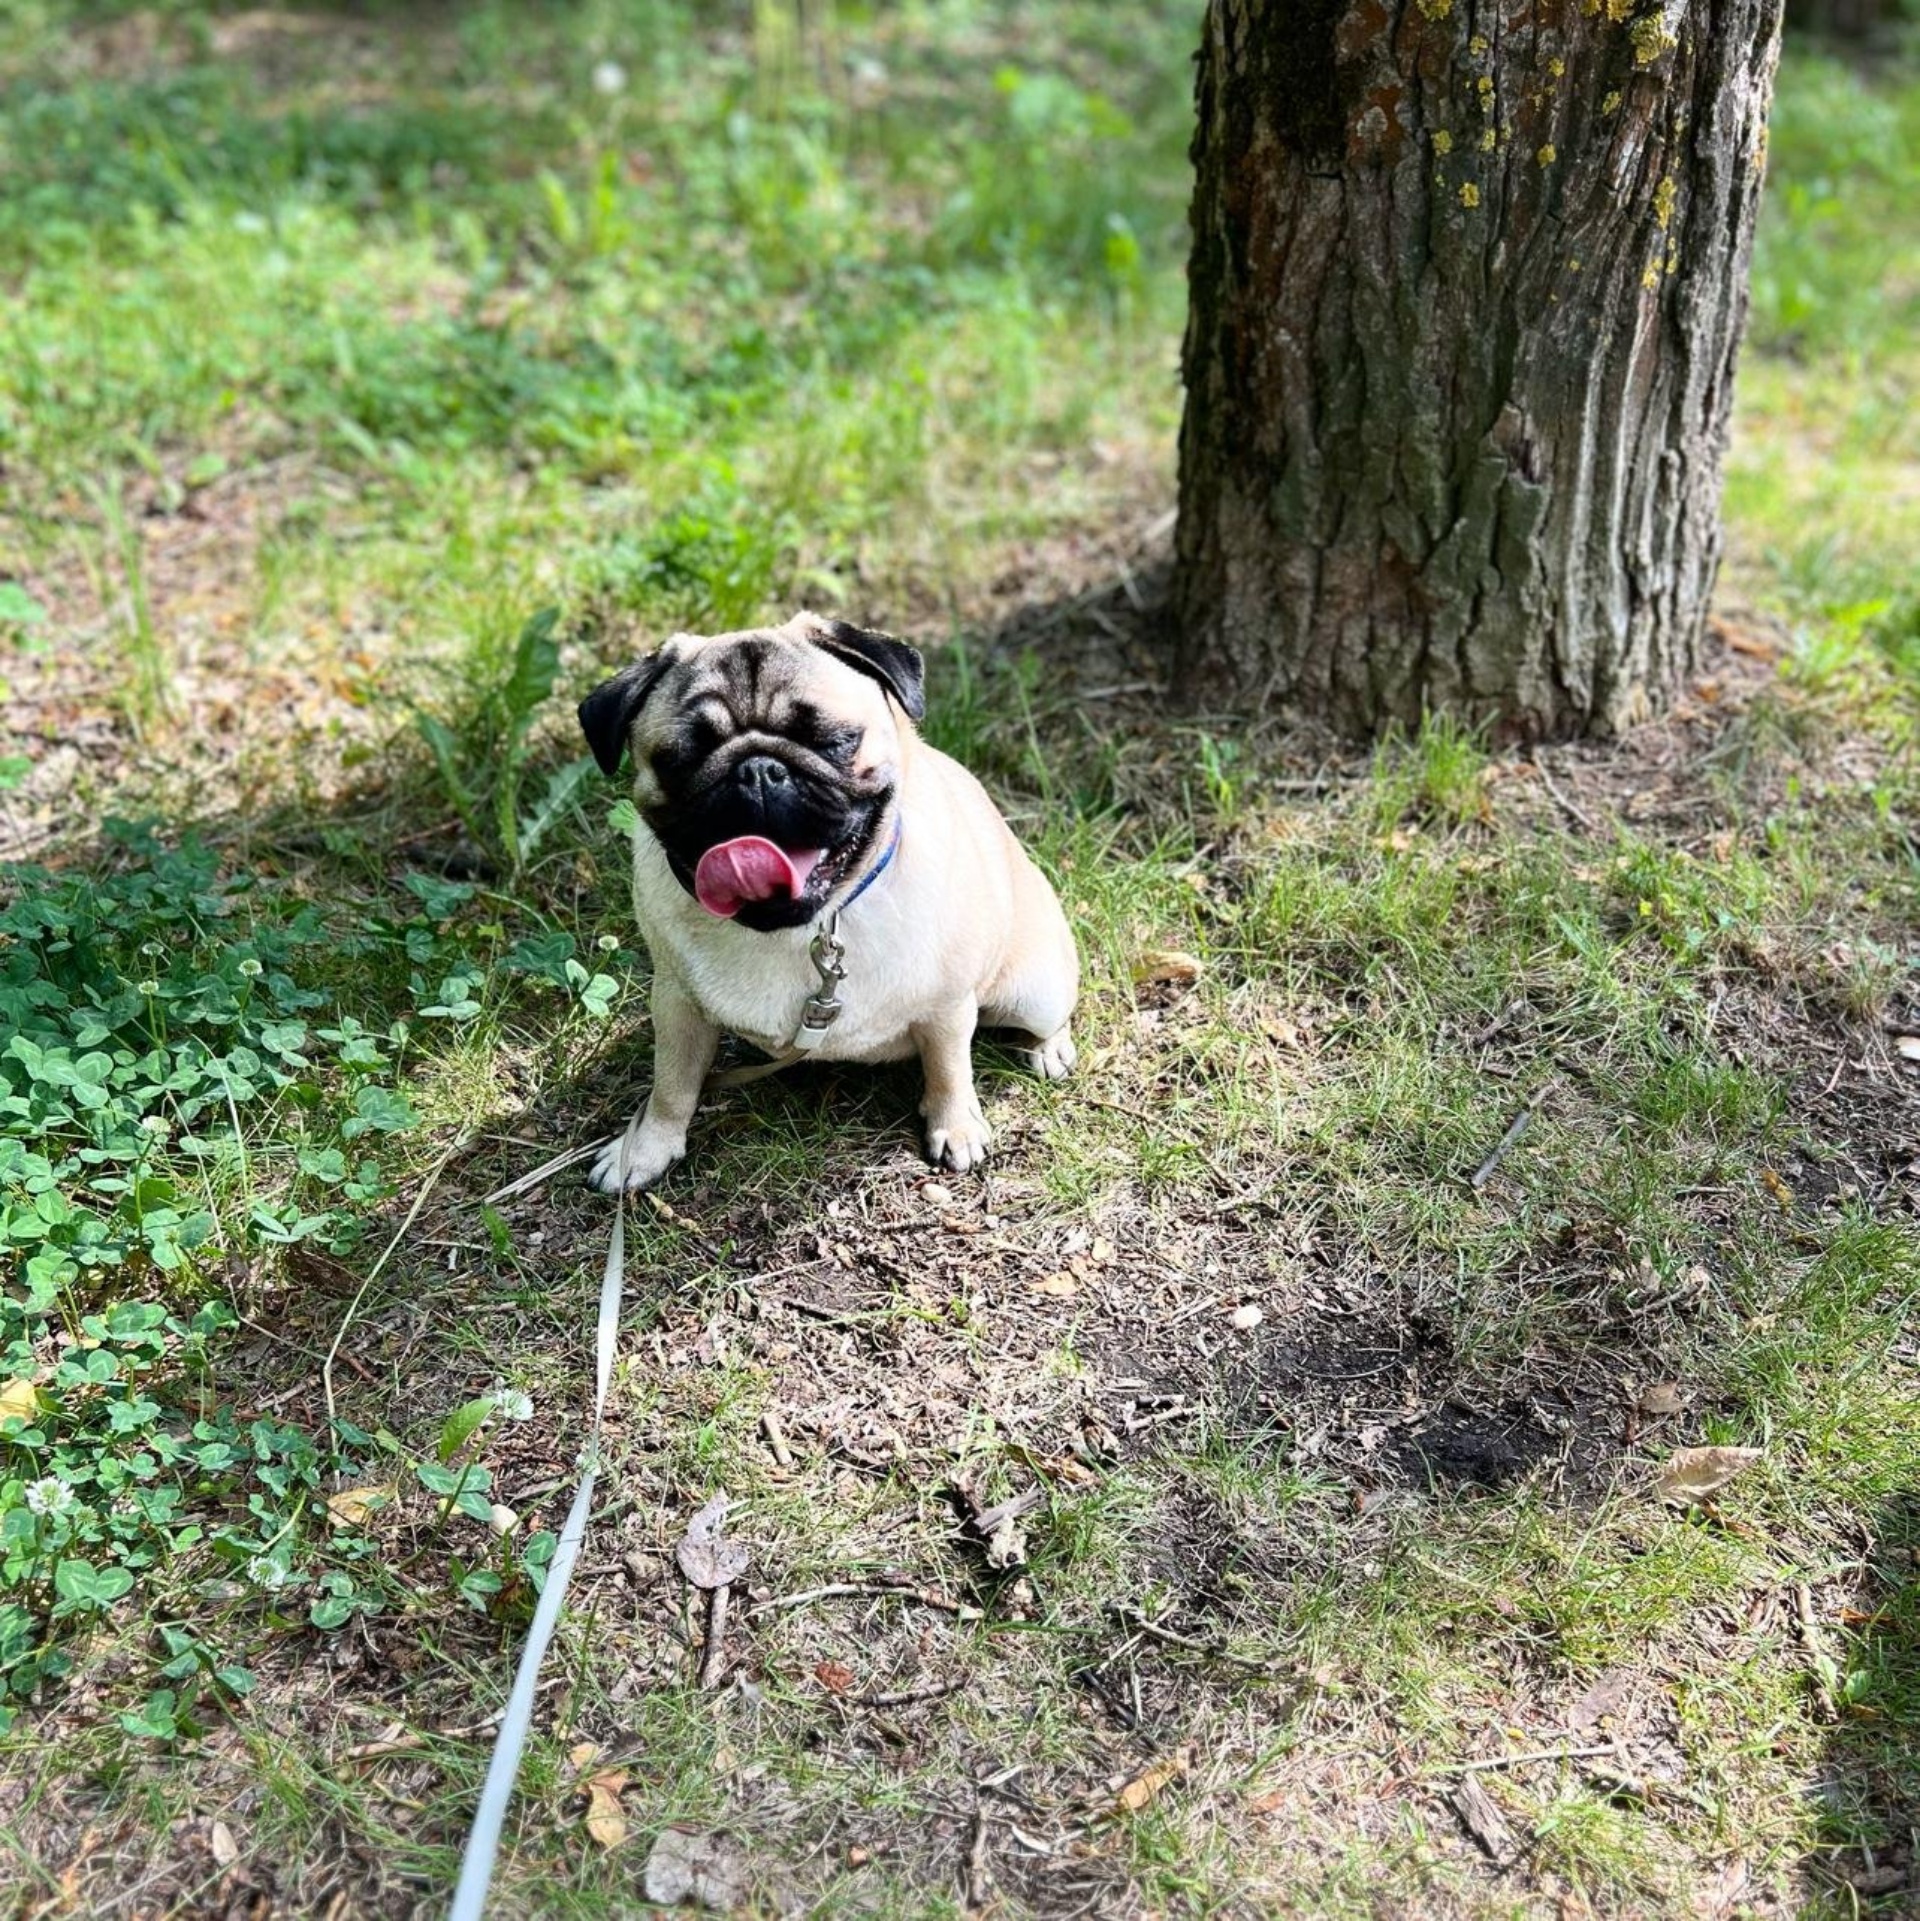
[792,913,846,1052]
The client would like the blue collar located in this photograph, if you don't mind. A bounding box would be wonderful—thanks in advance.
[841,825,900,910]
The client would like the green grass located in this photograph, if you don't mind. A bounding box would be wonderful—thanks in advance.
[1,6,1918,1916]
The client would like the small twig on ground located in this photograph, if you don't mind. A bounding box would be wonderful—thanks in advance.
[1530,752,1599,833]
[751,1582,984,1622]
[699,1583,732,1690]
[480,1135,610,1205]
[854,1677,969,1709]
[966,1797,992,1911]
[760,1410,794,1469]
[1109,1607,1287,1673]
[1470,1084,1552,1191]
[1795,1581,1841,1722]
[1437,1744,1617,1774]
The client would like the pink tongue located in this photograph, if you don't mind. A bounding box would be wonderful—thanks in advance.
[693,836,824,918]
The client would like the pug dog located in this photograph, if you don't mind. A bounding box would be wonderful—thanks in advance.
[577,611,1078,1192]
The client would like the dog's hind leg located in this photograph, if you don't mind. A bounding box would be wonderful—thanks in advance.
[981,881,1078,1083]
[591,970,720,1193]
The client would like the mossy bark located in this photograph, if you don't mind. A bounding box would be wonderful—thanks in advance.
[1171,0,1783,738]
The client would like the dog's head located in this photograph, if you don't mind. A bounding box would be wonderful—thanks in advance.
[579,611,924,932]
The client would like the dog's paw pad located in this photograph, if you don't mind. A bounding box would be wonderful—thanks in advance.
[925,1111,993,1175]
[1017,1028,1076,1081]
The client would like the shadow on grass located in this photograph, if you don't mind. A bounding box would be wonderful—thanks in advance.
[1802,1492,1920,1912]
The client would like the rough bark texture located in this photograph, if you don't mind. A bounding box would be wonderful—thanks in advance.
[1172,0,1783,738]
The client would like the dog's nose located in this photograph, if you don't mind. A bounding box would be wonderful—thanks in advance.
[734,755,791,798]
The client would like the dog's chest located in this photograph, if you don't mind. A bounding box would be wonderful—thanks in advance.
[632,847,920,1061]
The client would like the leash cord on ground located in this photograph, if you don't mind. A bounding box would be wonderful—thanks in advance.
[448,1143,627,1921]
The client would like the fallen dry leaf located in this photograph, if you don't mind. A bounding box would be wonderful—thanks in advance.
[676,1494,749,1590]
[1133,949,1204,987]
[1638,1381,1688,1416]
[208,1821,238,1870]
[1896,1035,1920,1063]
[1229,1303,1264,1331]
[1115,1747,1191,1815]
[1566,1668,1636,1731]
[814,1660,854,1695]
[1088,1236,1117,1265]
[0,1378,37,1426]
[1760,1167,1795,1210]
[1656,1445,1763,1506]
[323,1484,396,1527]
[583,1770,629,1851]
[1031,1271,1079,1298]
[644,1828,747,1909]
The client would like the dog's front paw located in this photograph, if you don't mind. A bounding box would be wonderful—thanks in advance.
[589,1124,685,1194]
[924,1102,993,1175]
[1016,1026,1076,1082]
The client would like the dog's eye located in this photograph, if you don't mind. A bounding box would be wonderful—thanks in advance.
[683,716,723,758]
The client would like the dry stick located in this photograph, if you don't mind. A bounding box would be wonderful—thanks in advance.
[761,1411,794,1470]
[751,1582,984,1622]
[1437,1744,1617,1775]
[1794,1581,1841,1722]
[1112,1609,1287,1674]
[700,1584,732,1690]
[854,1677,969,1709]
[1531,752,1599,834]
[323,1138,467,1476]
[966,1798,992,1912]
[481,1135,612,1205]
[1470,1083,1553,1191]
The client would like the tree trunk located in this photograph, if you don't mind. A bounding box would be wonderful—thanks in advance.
[1171,0,1783,739]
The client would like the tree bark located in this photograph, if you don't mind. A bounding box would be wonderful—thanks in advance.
[1171,0,1783,739]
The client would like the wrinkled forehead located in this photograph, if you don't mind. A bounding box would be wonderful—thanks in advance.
[660,631,887,731]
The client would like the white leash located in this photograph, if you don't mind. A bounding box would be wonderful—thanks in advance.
[448,1146,627,1921]
[449,892,869,1911]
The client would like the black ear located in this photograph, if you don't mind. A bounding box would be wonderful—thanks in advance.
[813,620,926,723]
[578,656,668,776]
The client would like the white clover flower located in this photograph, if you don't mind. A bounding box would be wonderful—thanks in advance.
[25,1479,71,1516]
[591,59,627,96]
[491,1387,534,1423]
[238,957,263,979]
[136,979,159,997]
[141,1114,171,1136]
[596,934,620,952]
[247,1558,293,1591]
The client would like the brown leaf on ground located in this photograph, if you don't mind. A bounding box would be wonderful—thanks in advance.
[644,1828,748,1909]
[1689,1856,1753,1919]
[814,1661,855,1695]
[1566,1669,1636,1730]
[1895,1035,1920,1062]
[323,1484,396,1527]
[1449,1775,1519,1867]
[1761,1168,1795,1210]
[1115,1747,1192,1815]
[676,1494,749,1590]
[1031,1271,1079,1298]
[1637,1381,1688,1416]
[583,1770,629,1851]
[0,1378,38,1425]
[1655,1446,1763,1506]
[1132,949,1203,987]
